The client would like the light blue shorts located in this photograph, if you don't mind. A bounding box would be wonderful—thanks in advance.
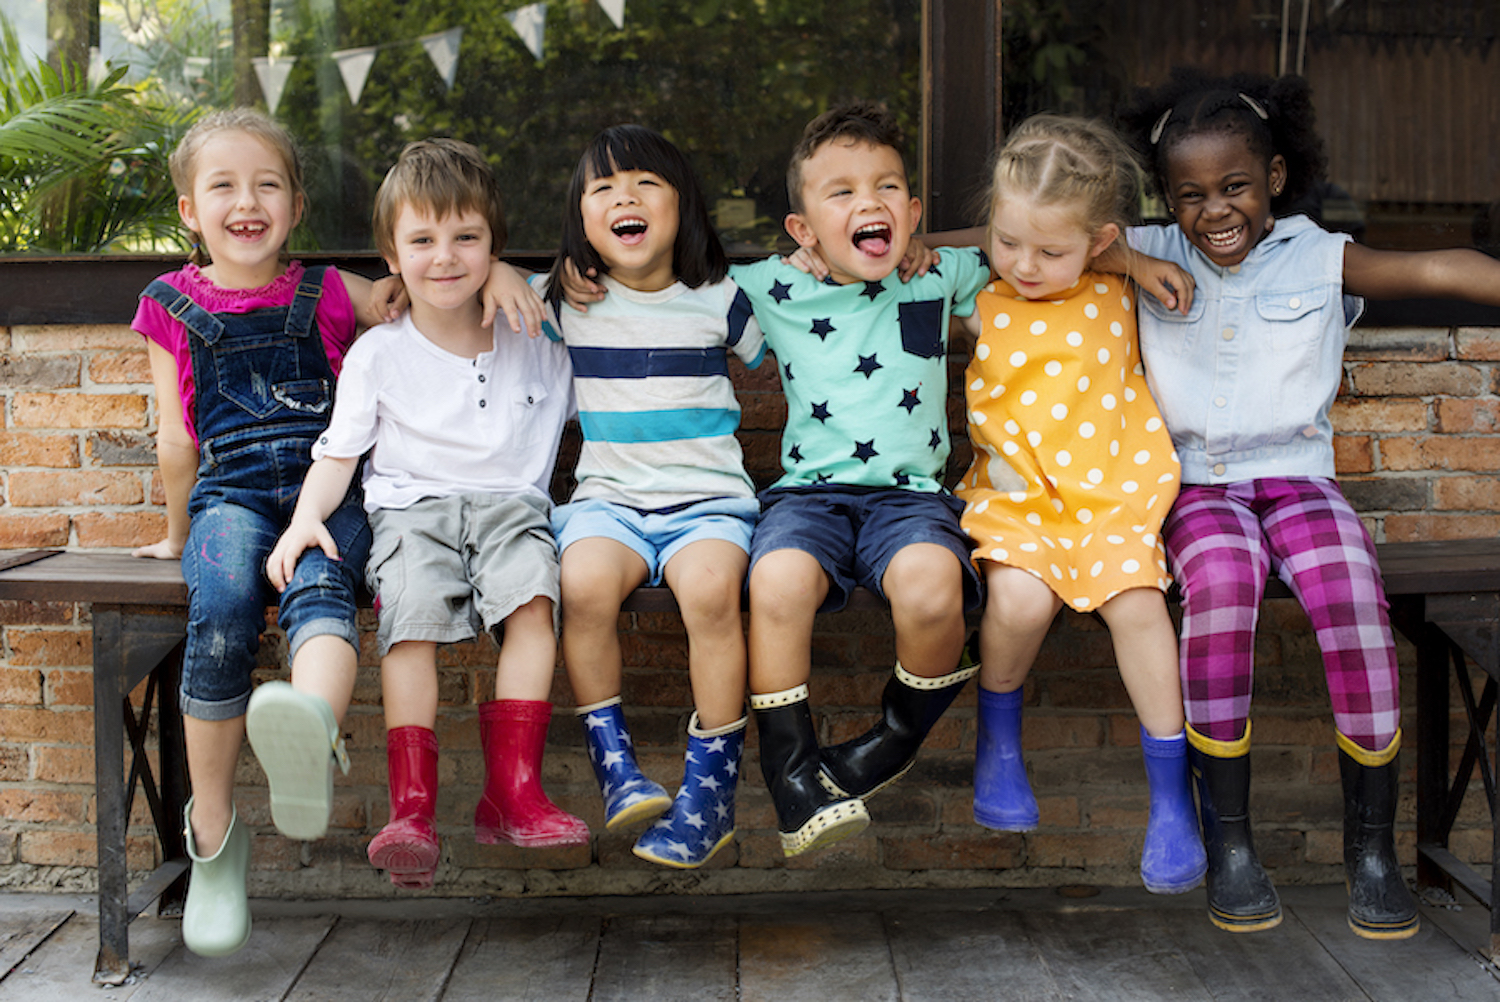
[552,496,759,586]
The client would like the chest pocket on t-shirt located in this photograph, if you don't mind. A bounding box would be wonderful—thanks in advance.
[1260,287,1328,352]
[898,300,945,358]
[508,382,552,448]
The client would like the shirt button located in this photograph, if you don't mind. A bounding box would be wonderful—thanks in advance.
[1221,328,1234,341]
[478,374,486,383]
[1289,297,1301,309]
[1227,265,1240,274]
[1303,425,1318,438]
[479,399,487,408]
[1215,396,1227,407]
[1213,463,1226,476]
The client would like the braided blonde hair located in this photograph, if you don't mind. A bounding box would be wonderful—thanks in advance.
[986,115,1143,241]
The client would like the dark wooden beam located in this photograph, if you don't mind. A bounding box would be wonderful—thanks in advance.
[922,0,1002,232]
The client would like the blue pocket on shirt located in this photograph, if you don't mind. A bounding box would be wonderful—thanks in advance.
[898,299,945,358]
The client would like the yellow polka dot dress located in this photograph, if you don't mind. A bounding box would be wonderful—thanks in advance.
[956,272,1180,610]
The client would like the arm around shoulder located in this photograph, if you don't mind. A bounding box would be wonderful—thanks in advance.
[1343,242,1500,306]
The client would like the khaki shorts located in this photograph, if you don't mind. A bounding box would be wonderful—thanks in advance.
[367,492,560,657]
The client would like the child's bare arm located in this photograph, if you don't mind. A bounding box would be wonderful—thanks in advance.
[481,260,546,336]
[341,270,406,328]
[134,342,198,560]
[557,258,607,313]
[266,455,361,592]
[1094,242,1195,314]
[1344,243,1500,304]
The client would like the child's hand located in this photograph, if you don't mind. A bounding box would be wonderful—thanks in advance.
[782,246,831,281]
[370,275,408,323]
[482,261,546,336]
[132,537,183,560]
[559,259,607,313]
[1133,259,1196,314]
[266,520,339,593]
[897,238,940,282]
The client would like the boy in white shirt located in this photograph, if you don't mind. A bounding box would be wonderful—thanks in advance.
[268,138,583,890]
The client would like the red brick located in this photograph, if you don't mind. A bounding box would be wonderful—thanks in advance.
[0,431,79,468]
[1380,436,1500,473]
[17,830,156,869]
[12,324,139,351]
[1384,513,1500,541]
[1332,435,1373,474]
[1028,831,1136,868]
[0,514,70,548]
[8,470,143,506]
[1022,715,1105,750]
[1086,795,1149,828]
[73,511,164,549]
[1304,828,1343,865]
[1435,398,1500,434]
[1455,327,1500,361]
[12,392,148,430]
[882,833,1022,869]
[45,669,93,707]
[0,600,75,627]
[0,667,43,704]
[0,789,85,823]
[1330,398,1427,433]
[1344,328,1450,362]
[0,743,27,781]
[0,707,94,743]
[7,628,90,667]
[88,350,152,384]
[1433,476,1500,511]
[1346,362,1484,397]
[32,745,94,784]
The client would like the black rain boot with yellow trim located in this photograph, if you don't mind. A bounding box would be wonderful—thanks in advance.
[1339,729,1420,940]
[1189,722,1282,932]
[818,639,979,799]
[751,685,869,857]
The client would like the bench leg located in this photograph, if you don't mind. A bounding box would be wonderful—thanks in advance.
[92,609,132,986]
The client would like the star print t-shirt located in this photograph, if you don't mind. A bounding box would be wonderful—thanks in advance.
[732,248,990,493]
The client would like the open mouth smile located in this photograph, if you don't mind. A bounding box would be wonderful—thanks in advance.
[852,222,892,257]
[227,221,267,239]
[1202,224,1245,252]
[610,216,648,245]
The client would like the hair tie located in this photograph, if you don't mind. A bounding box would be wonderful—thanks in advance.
[1149,109,1172,145]
[1238,93,1269,120]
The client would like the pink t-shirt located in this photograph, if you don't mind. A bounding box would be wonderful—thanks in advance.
[131,262,357,445]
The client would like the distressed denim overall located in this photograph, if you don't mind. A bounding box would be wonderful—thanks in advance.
[143,267,370,721]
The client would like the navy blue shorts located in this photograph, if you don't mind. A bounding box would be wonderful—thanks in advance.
[750,487,982,613]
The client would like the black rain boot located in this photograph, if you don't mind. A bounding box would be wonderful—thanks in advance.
[1189,723,1282,933]
[1339,729,1419,940]
[818,638,978,800]
[751,685,869,857]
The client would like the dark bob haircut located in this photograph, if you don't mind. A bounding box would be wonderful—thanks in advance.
[546,124,727,310]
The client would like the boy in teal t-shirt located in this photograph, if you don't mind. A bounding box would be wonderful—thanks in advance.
[740,103,989,857]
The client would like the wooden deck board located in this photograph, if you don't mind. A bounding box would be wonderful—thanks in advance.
[128,916,335,1002]
[1290,903,1500,1001]
[739,910,898,1002]
[1160,906,1364,1001]
[0,911,181,1001]
[886,908,1065,1001]
[0,908,72,979]
[441,915,601,1002]
[590,913,737,1002]
[1020,908,1211,1000]
[285,917,471,1002]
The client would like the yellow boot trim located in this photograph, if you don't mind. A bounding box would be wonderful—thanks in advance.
[1186,721,1251,758]
[1336,728,1401,767]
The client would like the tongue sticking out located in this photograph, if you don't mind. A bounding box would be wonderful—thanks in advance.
[854,225,891,257]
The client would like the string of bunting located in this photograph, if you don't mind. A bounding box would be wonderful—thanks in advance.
[247,0,621,114]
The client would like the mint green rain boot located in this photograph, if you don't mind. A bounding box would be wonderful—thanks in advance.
[246,680,350,840]
[182,798,251,957]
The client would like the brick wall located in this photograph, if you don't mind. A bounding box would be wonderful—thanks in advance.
[0,319,1491,898]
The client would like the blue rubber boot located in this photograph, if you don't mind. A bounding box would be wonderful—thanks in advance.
[973,686,1039,831]
[1140,726,1209,894]
[577,697,671,831]
[182,799,251,957]
[633,712,746,868]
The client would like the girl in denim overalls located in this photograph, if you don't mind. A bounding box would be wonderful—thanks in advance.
[1122,68,1500,941]
[132,110,398,957]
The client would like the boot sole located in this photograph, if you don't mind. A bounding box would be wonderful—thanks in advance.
[781,800,870,857]
[368,835,440,879]
[475,825,591,848]
[817,759,914,801]
[246,684,335,841]
[973,805,1039,832]
[1142,869,1207,895]
[1348,914,1420,940]
[605,792,673,832]
[633,828,736,869]
[1208,905,1283,933]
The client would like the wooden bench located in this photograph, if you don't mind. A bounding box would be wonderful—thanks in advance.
[0,540,1496,981]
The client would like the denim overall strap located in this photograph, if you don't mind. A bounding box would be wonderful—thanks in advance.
[142,278,225,346]
[285,266,328,340]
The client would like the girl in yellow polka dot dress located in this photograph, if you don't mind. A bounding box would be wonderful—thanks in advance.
[954,116,1207,894]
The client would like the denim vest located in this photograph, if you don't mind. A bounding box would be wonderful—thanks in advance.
[1128,216,1363,485]
[142,267,336,476]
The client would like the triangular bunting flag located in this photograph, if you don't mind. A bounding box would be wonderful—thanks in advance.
[251,55,296,115]
[597,0,625,30]
[331,46,378,105]
[420,27,464,91]
[505,3,547,62]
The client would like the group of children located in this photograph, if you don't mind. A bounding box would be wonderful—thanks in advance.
[132,66,1500,959]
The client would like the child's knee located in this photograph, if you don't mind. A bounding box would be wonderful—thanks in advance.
[750,550,824,613]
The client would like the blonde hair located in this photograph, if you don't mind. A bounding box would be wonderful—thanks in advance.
[168,108,305,268]
[372,138,507,263]
[984,115,1143,241]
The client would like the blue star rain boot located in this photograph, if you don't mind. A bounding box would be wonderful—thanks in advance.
[578,696,671,830]
[634,712,747,868]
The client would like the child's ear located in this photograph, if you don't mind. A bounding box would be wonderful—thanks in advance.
[1090,223,1121,259]
[1268,154,1288,199]
[177,194,198,233]
[382,252,401,276]
[784,211,819,250]
[907,195,922,232]
[291,192,305,229]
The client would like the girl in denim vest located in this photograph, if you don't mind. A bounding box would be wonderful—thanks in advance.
[1121,67,1500,940]
[131,109,405,957]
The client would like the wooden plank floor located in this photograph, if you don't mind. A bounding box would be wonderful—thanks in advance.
[1,885,1496,1001]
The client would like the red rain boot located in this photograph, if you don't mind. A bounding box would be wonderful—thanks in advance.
[474,700,590,848]
[366,726,441,889]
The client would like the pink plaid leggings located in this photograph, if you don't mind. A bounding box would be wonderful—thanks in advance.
[1161,477,1399,751]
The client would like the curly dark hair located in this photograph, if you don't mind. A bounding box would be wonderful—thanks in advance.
[1117,67,1328,214]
